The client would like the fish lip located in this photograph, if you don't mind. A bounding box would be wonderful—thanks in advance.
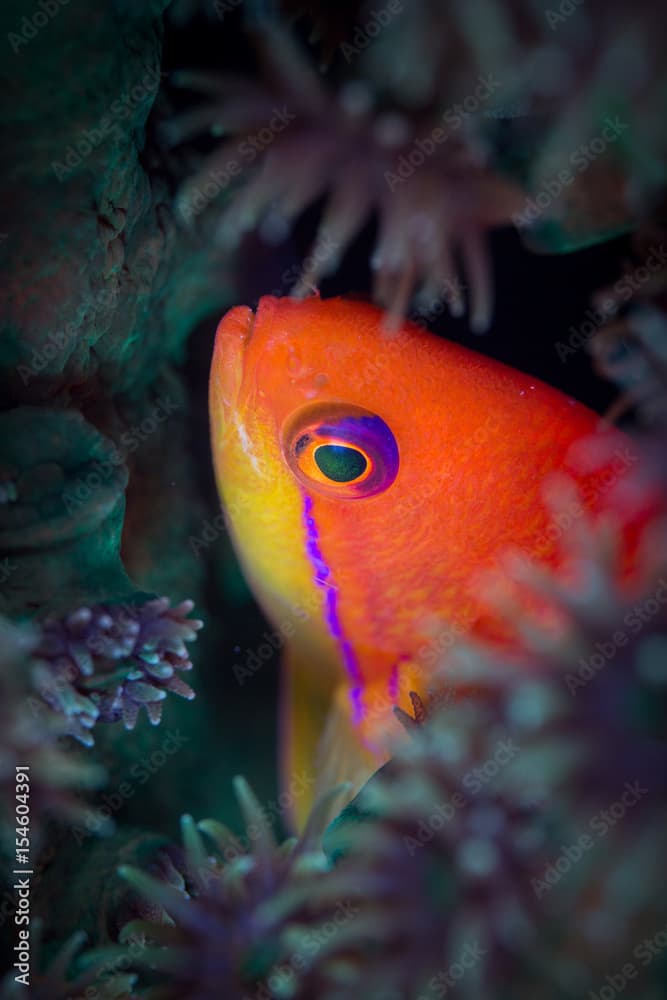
[243,301,258,349]
[212,293,306,420]
[211,303,257,422]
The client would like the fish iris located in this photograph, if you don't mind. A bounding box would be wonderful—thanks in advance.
[282,402,399,499]
[314,444,367,483]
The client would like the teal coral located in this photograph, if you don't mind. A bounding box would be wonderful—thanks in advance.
[0,407,132,619]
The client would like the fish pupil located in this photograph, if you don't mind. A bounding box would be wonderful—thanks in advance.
[314,444,367,483]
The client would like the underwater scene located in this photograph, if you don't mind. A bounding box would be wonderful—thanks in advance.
[1,0,667,997]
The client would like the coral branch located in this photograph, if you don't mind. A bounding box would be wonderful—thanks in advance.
[31,598,203,746]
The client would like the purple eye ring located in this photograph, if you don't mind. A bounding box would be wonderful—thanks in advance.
[282,403,399,499]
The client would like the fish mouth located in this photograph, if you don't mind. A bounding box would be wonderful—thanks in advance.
[211,303,257,419]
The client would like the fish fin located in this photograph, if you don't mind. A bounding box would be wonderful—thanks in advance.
[280,651,381,832]
[312,684,384,821]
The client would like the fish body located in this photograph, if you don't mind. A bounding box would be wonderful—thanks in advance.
[210,294,643,826]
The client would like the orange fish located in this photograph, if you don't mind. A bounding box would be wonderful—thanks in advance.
[209,293,645,827]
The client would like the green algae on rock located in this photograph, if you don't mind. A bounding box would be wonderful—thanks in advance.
[0,407,131,618]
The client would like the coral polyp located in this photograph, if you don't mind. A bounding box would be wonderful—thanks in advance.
[0,616,106,843]
[115,780,347,999]
[166,21,523,330]
[32,597,202,744]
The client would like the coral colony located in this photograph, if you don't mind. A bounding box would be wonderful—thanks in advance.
[32,599,200,744]
[1,2,666,999]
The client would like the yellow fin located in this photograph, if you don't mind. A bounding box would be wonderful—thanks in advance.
[280,649,381,832]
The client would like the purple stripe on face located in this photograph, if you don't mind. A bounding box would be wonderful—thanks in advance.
[388,661,400,701]
[302,492,364,724]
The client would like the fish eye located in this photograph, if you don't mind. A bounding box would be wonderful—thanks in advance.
[314,443,368,482]
[283,403,399,499]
